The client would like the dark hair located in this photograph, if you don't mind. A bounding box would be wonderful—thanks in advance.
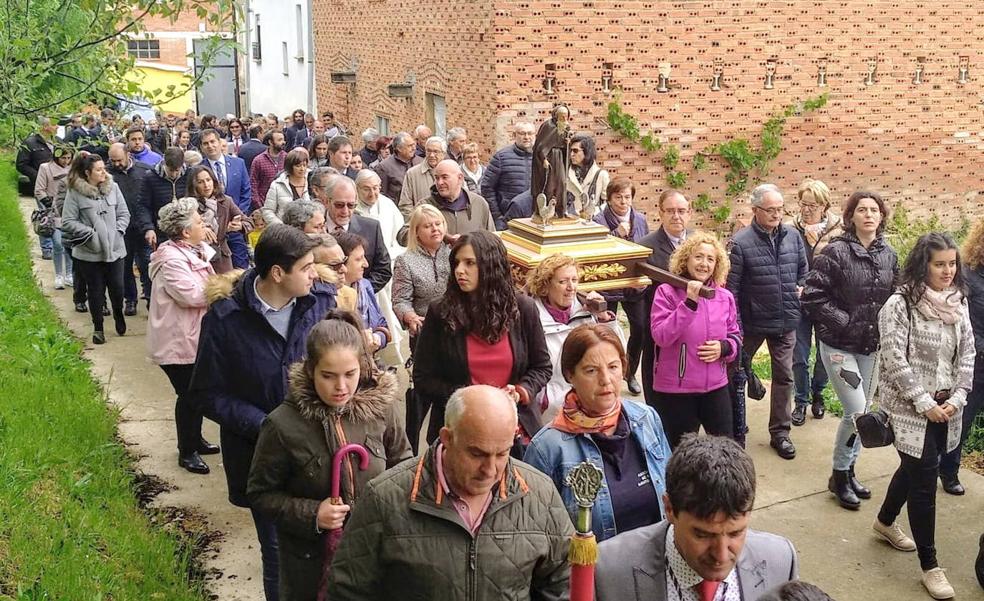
[606,177,635,202]
[666,435,756,519]
[757,581,834,601]
[375,136,393,152]
[254,224,319,279]
[293,108,306,120]
[303,309,375,388]
[163,146,185,170]
[198,128,222,145]
[334,231,367,257]
[328,135,352,154]
[307,134,330,157]
[284,148,309,175]
[442,231,519,343]
[842,190,889,236]
[248,123,264,140]
[570,133,597,181]
[125,126,144,140]
[185,164,224,199]
[560,323,627,382]
[68,153,104,187]
[898,232,965,307]
[200,114,216,127]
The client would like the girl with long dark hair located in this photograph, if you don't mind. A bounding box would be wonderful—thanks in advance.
[873,232,974,600]
[412,230,552,453]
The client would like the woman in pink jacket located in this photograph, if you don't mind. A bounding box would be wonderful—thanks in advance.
[649,230,741,448]
[147,197,219,475]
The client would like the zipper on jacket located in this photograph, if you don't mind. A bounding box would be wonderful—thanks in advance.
[468,538,477,601]
[677,342,687,385]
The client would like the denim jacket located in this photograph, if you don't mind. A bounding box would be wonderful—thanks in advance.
[524,400,671,541]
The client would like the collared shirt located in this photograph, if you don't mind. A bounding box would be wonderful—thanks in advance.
[664,525,740,601]
[330,220,349,233]
[665,228,687,249]
[209,156,227,187]
[253,276,296,339]
[435,443,493,535]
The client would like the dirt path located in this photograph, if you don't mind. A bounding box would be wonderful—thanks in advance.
[20,197,263,600]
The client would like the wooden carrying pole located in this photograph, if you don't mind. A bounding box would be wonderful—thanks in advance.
[636,263,716,299]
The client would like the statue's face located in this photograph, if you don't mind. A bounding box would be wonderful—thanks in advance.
[555,107,569,123]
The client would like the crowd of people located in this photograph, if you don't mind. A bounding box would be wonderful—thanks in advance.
[14,105,984,601]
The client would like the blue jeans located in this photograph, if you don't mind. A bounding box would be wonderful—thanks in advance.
[51,229,72,278]
[249,507,280,601]
[123,229,151,303]
[793,315,828,405]
[940,352,984,476]
[818,342,878,470]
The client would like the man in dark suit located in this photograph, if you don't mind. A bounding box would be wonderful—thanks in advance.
[596,435,798,601]
[199,128,253,269]
[237,124,267,171]
[314,171,391,292]
[637,189,693,408]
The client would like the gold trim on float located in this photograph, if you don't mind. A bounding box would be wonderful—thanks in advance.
[578,277,651,292]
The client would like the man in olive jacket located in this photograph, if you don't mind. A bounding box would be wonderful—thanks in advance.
[327,385,574,601]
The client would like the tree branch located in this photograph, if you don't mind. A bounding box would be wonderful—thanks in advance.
[43,1,150,63]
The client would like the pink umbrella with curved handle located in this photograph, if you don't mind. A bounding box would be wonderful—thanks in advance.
[317,443,369,601]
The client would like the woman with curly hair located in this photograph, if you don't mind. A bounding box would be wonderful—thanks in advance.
[526,253,621,421]
[649,230,741,448]
[873,232,974,600]
[938,220,984,495]
[412,230,552,453]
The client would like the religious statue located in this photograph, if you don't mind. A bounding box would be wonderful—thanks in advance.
[531,104,573,222]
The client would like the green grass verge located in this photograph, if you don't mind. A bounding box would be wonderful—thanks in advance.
[0,158,206,600]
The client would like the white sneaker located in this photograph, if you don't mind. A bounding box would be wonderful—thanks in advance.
[921,567,955,599]
[54,275,65,290]
[65,274,74,287]
[873,519,917,551]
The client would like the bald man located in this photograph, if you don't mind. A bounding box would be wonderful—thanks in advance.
[396,159,494,246]
[107,142,153,313]
[328,385,574,601]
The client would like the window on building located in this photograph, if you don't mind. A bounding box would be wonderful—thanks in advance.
[252,15,262,61]
[295,5,304,60]
[425,93,447,137]
[127,39,160,60]
[281,42,289,75]
[375,115,390,136]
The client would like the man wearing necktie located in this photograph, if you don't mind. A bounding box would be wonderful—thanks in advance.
[199,129,252,269]
[595,435,798,601]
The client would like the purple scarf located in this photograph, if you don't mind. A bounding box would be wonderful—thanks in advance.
[543,300,572,325]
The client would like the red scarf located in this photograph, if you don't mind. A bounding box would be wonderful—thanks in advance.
[551,389,622,434]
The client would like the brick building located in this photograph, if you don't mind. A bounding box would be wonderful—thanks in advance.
[312,1,984,228]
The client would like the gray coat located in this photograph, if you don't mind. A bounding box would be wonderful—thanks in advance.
[61,176,130,263]
[595,520,798,601]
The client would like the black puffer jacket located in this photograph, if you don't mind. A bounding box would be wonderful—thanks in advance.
[800,233,898,355]
[481,143,533,229]
[137,162,187,234]
[965,265,984,353]
[726,221,808,336]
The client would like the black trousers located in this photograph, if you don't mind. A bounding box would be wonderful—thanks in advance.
[611,295,648,380]
[160,364,204,455]
[651,385,735,449]
[123,229,151,303]
[878,421,947,571]
[74,258,124,330]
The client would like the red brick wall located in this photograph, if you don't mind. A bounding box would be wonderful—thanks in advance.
[314,0,984,229]
[311,0,495,152]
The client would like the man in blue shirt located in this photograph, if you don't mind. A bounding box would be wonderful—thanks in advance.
[125,126,162,166]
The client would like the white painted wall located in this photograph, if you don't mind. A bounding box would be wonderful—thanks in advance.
[244,0,315,116]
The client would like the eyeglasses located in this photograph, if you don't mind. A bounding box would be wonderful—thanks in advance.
[332,202,357,210]
[326,258,348,270]
[661,208,690,215]
[799,203,819,210]
[754,206,784,216]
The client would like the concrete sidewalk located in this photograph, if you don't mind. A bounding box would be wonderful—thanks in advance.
[20,196,984,600]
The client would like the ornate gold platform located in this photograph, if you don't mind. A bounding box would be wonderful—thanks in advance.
[500,217,653,292]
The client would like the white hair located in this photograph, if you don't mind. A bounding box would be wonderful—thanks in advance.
[444,385,517,432]
[281,201,325,229]
[750,183,782,207]
[361,128,379,143]
[354,169,381,187]
[324,173,356,200]
[447,127,467,143]
[158,197,199,240]
[425,136,447,153]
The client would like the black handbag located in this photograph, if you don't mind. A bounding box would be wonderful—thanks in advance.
[854,408,894,448]
[742,351,767,400]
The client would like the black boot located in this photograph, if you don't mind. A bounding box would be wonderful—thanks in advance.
[113,309,126,336]
[811,391,826,418]
[849,463,871,499]
[828,470,861,510]
[941,472,965,496]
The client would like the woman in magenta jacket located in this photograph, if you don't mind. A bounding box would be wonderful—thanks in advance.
[649,230,741,448]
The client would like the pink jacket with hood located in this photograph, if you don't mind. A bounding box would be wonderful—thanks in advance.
[147,240,216,365]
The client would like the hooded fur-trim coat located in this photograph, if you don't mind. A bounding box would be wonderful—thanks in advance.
[246,363,411,599]
[61,175,130,263]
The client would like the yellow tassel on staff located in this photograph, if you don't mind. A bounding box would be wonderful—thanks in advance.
[568,532,598,566]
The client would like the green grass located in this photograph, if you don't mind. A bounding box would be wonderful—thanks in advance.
[0,158,206,600]
[750,347,844,417]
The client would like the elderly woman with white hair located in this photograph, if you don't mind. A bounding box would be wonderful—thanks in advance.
[147,197,219,475]
[281,200,327,234]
